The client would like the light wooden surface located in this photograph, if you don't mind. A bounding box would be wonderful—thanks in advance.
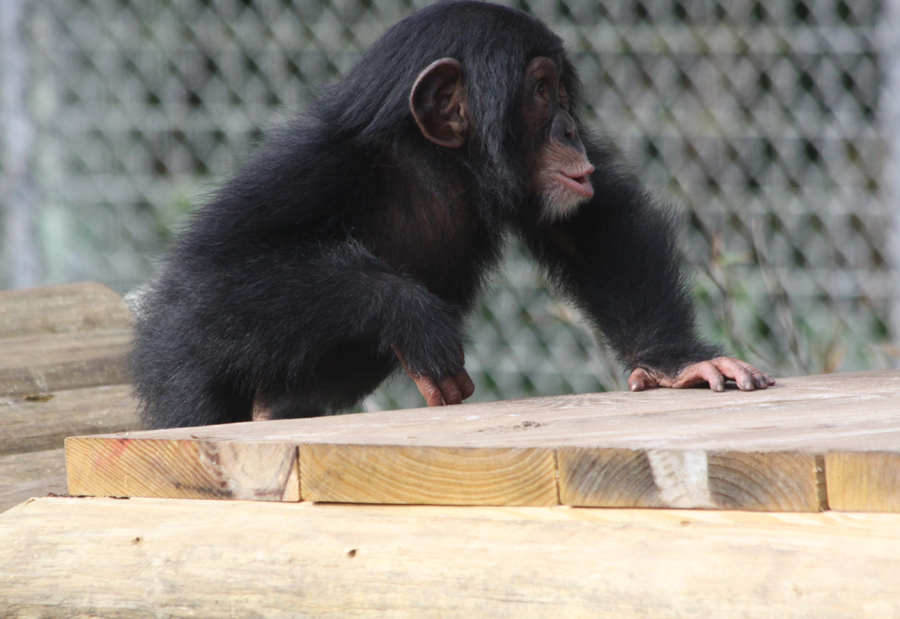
[66,370,900,511]
[1,496,898,619]
[0,281,132,338]
[301,444,557,505]
[826,452,900,512]
[67,436,299,502]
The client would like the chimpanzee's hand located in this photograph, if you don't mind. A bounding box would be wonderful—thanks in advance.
[628,357,775,393]
[392,345,475,406]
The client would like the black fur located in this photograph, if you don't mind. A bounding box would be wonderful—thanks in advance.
[132,0,720,429]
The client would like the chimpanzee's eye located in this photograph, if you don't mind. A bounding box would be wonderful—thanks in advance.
[535,82,550,102]
[558,83,569,109]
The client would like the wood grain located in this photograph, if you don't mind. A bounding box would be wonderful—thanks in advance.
[301,444,557,505]
[2,497,900,618]
[0,384,137,456]
[64,370,900,511]
[0,281,132,339]
[0,328,131,396]
[558,449,821,511]
[0,282,135,513]
[90,370,900,451]
[66,437,299,501]
[827,452,900,512]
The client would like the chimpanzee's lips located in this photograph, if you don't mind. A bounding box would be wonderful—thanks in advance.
[554,166,595,198]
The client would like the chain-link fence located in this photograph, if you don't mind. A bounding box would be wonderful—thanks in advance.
[1,0,898,410]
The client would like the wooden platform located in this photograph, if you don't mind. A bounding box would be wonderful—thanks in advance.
[66,370,900,512]
[5,283,900,617]
[2,319,899,618]
[0,283,139,512]
[1,496,899,618]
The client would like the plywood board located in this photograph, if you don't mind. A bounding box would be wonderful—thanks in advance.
[0,328,131,396]
[1,497,899,619]
[65,370,900,511]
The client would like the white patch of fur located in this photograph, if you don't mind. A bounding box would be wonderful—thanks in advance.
[539,181,590,222]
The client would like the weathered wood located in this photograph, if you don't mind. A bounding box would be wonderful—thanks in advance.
[0,281,131,339]
[66,436,300,501]
[300,444,557,505]
[827,452,900,512]
[1,497,899,619]
[65,371,900,511]
[0,449,67,513]
[0,282,135,513]
[0,328,131,396]
[0,384,137,456]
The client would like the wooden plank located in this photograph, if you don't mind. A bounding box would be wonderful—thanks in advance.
[558,448,823,511]
[300,444,557,505]
[1,497,899,618]
[827,452,900,512]
[0,281,132,339]
[65,371,900,511]
[0,328,131,396]
[0,449,67,513]
[84,370,900,451]
[0,384,137,455]
[66,436,300,502]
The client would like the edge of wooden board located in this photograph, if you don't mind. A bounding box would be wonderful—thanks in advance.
[3,497,900,619]
[826,451,900,512]
[65,436,299,502]
[60,369,900,512]
[300,443,558,506]
[67,432,852,511]
[558,447,824,511]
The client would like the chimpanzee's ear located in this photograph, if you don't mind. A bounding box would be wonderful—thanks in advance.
[410,58,469,148]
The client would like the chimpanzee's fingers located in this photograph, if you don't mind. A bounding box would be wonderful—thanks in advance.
[710,357,760,391]
[438,376,464,405]
[628,367,660,392]
[668,361,724,391]
[454,369,476,401]
[734,359,776,388]
[411,374,446,407]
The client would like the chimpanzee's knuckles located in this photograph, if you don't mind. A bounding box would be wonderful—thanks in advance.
[455,370,476,400]
[394,324,466,384]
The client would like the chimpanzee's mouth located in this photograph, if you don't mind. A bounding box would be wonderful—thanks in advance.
[554,167,595,198]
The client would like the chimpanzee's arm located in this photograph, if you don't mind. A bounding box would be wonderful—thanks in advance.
[519,147,773,391]
[133,240,474,427]
[229,241,474,403]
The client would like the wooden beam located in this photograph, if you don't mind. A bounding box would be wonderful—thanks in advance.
[1,497,899,618]
[0,282,131,339]
[301,444,557,505]
[0,328,131,396]
[558,448,824,511]
[64,371,900,512]
[67,437,300,502]
[826,452,900,512]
